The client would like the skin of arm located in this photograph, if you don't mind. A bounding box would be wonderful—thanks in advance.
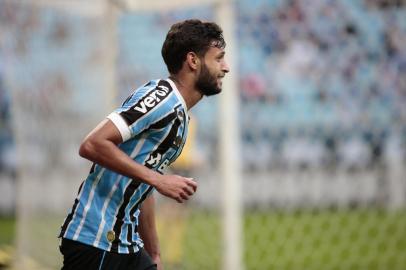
[138,194,162,269]
[78,118,197,203]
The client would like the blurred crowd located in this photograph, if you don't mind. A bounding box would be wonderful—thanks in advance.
[235,0,406,171]
[0,0,405,175]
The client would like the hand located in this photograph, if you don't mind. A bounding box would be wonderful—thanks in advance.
[154,175,197,203]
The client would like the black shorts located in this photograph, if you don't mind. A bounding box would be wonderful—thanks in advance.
[60,238,157,270]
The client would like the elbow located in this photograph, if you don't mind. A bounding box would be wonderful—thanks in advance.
[79,138,97,160]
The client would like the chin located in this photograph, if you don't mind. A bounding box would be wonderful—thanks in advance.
[202,88,221,96]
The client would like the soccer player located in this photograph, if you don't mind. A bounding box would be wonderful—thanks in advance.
[58,19,229,270]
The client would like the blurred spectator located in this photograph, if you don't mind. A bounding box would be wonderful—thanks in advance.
[1,0,405,173]
[237,0,406,171]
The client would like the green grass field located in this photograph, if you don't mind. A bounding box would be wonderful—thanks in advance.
[1,208,406,270]
[0,217,14,247]
[168,208,406,270]
[0,216,15,269]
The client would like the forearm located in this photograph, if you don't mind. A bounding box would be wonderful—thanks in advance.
[138,194,161,259]
[79,119,197,203]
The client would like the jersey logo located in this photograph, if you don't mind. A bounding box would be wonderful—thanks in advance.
[146,153,162,167]
[120,81,173,126]
[133,85,170,113]
[145,153,170,173]
[157,159,170,173]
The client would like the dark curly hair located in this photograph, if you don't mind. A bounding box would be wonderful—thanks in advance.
[161,19,226,74]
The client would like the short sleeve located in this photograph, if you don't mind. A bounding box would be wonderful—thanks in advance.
[107,80,175,142]
[107,112,132,142]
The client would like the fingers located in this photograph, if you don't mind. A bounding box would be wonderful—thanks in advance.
[175,192,189,203]
[183,184,195,196]
[175,177,197,203]
[186,178,198,192]
[180,192,189,201]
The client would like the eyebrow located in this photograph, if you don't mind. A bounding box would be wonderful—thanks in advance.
[217,51,225,58]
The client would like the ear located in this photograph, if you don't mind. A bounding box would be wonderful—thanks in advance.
[186,52,201,71]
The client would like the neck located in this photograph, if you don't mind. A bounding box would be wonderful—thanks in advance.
[169,74,203,110]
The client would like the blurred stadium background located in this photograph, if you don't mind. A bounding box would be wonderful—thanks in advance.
[0,0,406,269]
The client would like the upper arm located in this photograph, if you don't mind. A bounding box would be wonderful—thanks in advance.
[79,118,124,159]
[85,118,124,145]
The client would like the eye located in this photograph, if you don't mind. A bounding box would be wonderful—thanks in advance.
[216,55,224,62]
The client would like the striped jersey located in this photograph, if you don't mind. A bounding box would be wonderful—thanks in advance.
[59,78,189,254]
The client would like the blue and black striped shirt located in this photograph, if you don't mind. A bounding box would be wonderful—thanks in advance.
[59,78,189,253]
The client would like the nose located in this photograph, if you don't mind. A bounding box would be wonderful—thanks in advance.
[222,61,230,73]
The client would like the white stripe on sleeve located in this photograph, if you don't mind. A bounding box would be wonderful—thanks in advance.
[107,112,132,142]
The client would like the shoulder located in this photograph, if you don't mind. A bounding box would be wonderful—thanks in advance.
[121,79,173,111]
[133,79,174,113]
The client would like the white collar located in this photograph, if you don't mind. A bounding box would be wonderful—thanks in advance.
[167,78,188,113]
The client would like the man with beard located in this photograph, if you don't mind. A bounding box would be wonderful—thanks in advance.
[58,19,229,270]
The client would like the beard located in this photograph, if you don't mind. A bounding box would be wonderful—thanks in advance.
[195,63,222,96]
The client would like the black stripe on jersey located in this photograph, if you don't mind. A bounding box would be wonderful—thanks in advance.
[149,111,177,130]
[111,109,183,253]
[59,181,85,237]
[89,163,96,174]
[127,224,135,253]
[172,108,189,161]
[131,186,154,222]
[119,80,173,126]
[143,114,182,172]
[110,180,141,253]
[126,186,154,245]
[125,117,183,246]
[149,109,182,159]
[166,107,188,163]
